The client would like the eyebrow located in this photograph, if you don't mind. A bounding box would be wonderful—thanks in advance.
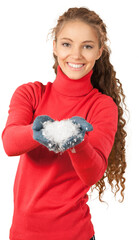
[60,37,95,44]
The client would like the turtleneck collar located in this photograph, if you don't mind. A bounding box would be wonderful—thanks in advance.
[52,65,93,97]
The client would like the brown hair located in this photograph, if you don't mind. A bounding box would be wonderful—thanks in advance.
[50,7,127,202]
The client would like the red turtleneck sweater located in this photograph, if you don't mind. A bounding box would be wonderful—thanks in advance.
[2,66,118,240]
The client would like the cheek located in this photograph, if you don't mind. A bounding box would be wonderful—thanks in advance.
[85,51,99,63]
[86,55,96,65]
[57,48,69,60]
[84,53,97,69]
[58,53,67,60]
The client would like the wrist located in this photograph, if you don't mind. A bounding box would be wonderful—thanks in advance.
[67,134,89,154]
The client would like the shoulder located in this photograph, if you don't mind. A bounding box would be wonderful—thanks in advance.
[10,81,50,110]
[91,89,118,112]
[14,81,46,96]
[88,91,118,128]
[99,93,118,111]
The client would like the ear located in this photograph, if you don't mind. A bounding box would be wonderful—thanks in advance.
[96,46,103,60]
[53,40,57,56]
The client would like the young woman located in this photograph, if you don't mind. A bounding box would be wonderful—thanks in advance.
[2,7,127,240]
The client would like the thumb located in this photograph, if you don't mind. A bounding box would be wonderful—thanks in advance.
[32,115,55,131]
[81,122,93,132]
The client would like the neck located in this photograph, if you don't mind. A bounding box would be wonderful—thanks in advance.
[53,65,93,97]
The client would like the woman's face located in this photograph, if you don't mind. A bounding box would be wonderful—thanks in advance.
[53,20,103,79]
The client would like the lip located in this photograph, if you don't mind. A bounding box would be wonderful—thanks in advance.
[67,62,85,71]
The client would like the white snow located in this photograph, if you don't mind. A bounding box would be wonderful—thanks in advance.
[42,119,82,152]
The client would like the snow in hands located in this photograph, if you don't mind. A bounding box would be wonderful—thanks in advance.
[42,119,82,153]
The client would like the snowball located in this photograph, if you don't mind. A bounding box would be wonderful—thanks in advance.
[42,119,82,152]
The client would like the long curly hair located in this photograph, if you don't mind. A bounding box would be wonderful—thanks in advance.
[50,7,127,202]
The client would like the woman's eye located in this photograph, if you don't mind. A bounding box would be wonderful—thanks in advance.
[62,43,71,47]
[84,45,93,49]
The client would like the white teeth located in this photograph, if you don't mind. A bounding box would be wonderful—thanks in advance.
[68,63,84,68]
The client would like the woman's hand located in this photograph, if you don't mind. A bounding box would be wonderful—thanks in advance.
[32,115,59,152]
[61,116,93,151]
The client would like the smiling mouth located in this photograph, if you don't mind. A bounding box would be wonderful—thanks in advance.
[67,62,85,70]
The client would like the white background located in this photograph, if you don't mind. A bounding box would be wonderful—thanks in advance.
[0,0,138,239]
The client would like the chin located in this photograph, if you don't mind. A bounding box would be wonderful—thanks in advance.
[63,68,87,79]
[66,72,85,80]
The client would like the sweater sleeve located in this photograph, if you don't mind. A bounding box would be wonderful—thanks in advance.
[67,96,118,186]
[1,82,45,156]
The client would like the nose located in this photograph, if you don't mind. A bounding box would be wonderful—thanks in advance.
[70,46,82,59]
